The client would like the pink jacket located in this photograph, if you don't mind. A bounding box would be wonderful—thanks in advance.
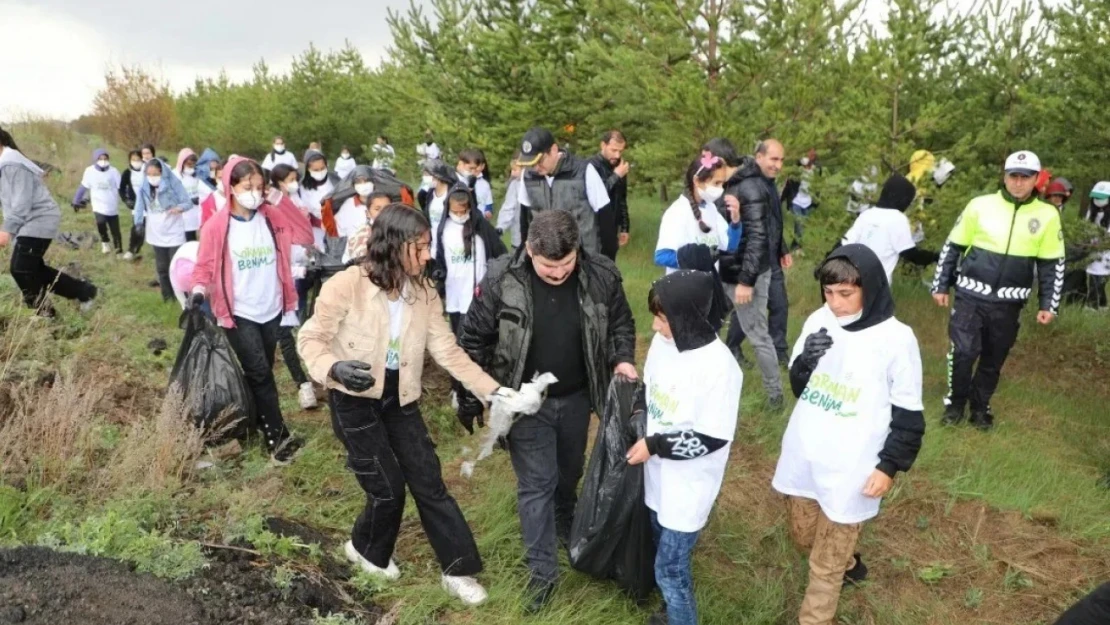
[192,157,313,328]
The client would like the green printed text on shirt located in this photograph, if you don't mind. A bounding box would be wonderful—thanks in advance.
[800,372,861,418]
[448,246,473,266]
[647,385,678,427]
[234,245,276,271]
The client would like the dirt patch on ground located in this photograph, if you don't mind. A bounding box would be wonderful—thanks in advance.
[0,546,356,625]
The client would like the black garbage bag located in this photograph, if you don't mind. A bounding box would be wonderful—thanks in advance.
[169,309,256,443]
[569,377,656,601]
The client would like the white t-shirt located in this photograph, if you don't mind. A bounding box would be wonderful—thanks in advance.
[644,334,743,533]
[1087,221,1110,276]
[655,195,731,275]
[144,194,187,248]
[497,177,523,246]
[417,142,442,161]
[80,166,122,216]
[441,219,487,314]
[427,190,448,258]
[227,213,282,323]
[261,151,297,171]
[386,295,404,370]
[178,174,211,233]
[128,168,145,202]
[474,177,494,212]
[516,163,610,212]
[841,208,916,284]
[794,170,814,209]
[335,197,367,239]
[772,305,923,524]
[335,157,357,181]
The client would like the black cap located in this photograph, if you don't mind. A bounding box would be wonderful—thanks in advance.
[424,159,457,185]
[516,128,556,167]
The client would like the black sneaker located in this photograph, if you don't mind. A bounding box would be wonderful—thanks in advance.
[646,608,669,625]
[731,347,753,370]
[524,578,555,614]
[767,395,785,412]
[941,405,965,426]
[843,553,868,586]
[970,410,994,432]
[778,353,790,367]
[270,436,304,466]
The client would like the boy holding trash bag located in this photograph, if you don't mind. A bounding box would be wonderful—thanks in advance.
[772,244,925,625]
[626,269,743,625]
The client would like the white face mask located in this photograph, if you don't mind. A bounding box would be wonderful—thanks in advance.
[449,213,469,225]
[97,159,110,169]
[1093,197,1109,208]
[236,190,262,210]
[147,176,162,187]
[355,182,374,197]
[273,144,285,154]
[340,153,351,159]
[310,170,328,182]
[184,167,195,177]
[130,161,142,171]
[285,182,300,194]
[836,309,864,327]
[699,184,724,204]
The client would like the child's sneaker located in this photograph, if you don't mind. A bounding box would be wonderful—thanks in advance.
[343,540,400,580]
[270,436,304,466]
[122,251,135,261]
[843,553,868,586]
[442,574,487,606]
[297,382,318,410]
[101,242,111,254]
[970,409,994,431]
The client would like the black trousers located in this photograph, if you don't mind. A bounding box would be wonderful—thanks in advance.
[9,237,97,310]
[597,206,619,261]
[1053,582,1110,625]
[278,326,308,386]
[328,371,482,576]
[1087,274,1108,309]
[185,230,198,242]
[224,314,291,449]
[152,245,180,302]
[94,213,123,252]
[726,264,789,358]
[945,294,1023,413]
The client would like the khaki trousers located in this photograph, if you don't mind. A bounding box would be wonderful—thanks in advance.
[786,496,862,625]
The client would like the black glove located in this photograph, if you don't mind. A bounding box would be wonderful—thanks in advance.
[187,292,206,310]
[329,361,375,392]
[456,391,485,434]
[134,223,145,238]
[798,328,834,370]
[192,197,200,205]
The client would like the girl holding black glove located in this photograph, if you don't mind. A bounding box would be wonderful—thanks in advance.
[297,204,522,607]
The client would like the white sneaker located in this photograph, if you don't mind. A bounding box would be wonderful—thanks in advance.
[297,382,318,410]
[122,251,134,261]
[101,242,111,254]
[343,540,400,581]
[79,298,97,313]
[441,574,488,606]
[451,390,459,410]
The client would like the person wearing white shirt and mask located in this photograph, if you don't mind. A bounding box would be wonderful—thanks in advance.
[173,148,214,242]
[773,244,925,625]
[335,145,358,180]
[261,135,298,172]
[72,148,123,255]
[134,158,195,302]
[840,173,939,285]
[1084,181,1110,309]
[417,160,458,259]
[654,153,741,274]
[416,130,442,163]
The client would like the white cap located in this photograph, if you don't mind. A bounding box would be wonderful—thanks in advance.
[1004,150,1041,175]
[1090,181,1110,199]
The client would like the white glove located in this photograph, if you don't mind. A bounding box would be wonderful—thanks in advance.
[487,372,558,416]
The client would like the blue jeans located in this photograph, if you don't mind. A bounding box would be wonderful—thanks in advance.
[651,510,700,625]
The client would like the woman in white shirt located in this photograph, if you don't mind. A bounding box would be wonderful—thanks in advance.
[174,148,213,242]
[72,148,123,255]
[655,154,741,274]
[335,145,358,180]
[134,158,195,302]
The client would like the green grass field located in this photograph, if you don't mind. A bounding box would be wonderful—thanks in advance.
[0,124,1107,624]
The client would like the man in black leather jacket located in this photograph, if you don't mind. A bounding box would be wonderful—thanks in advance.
[704,138,791,407]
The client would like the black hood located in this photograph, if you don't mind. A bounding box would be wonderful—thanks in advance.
[876,173,916,212]
[820,244,894,332]
[653,270,719,352]
[676,243,730,333]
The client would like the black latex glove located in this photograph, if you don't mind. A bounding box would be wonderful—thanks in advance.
[798,328,834,370]
[192,197,200,205]
[329,361,375,392]
[134,223,145,238]
[187,292,206,310]
[456,392,485,434]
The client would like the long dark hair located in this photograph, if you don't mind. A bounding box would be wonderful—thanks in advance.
[0,126,19,151]
[302,152,329,190]
[683,154,723,234]
[141,143,156,158]
[364,204,432,299]
[448,189,477,259]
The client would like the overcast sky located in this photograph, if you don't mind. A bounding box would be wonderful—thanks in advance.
[2,0,1040,121]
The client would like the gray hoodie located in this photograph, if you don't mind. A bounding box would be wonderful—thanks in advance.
[0,147,60,240]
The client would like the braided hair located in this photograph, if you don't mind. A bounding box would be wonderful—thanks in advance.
[683,152,724,233]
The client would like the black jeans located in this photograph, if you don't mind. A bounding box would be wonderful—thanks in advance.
[508,389,591,583]
[726,265,789,359]
[152,245,180,302]
[328,371,483,576]
[185,230,198,242]
[224,314,291,449]
[946,294,1023,413]
[9,237,97,310]
[1087,274,1108,309]
[94,213,123,252]
[278,326,308,386]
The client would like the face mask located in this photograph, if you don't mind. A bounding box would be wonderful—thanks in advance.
[310,170,328,182]
[285,182,300,194]
[699,184,724,204]
[97,159,110,169]
[836,309,863,327]
[236,190,262,210]
[658,334,675,345]
[183,167,195,177]
[355,182,374,197]
[457,169,473,179]
[422,175,434,186]
[1094,198,1109,208]
[273,144,285,153]
[449,213,469,225]
[131,161,142,171]
[147,176,162,187]
[340,153,350,159]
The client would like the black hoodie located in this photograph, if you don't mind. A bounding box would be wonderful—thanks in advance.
[832,173,938,267]
[789,244,925,478]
